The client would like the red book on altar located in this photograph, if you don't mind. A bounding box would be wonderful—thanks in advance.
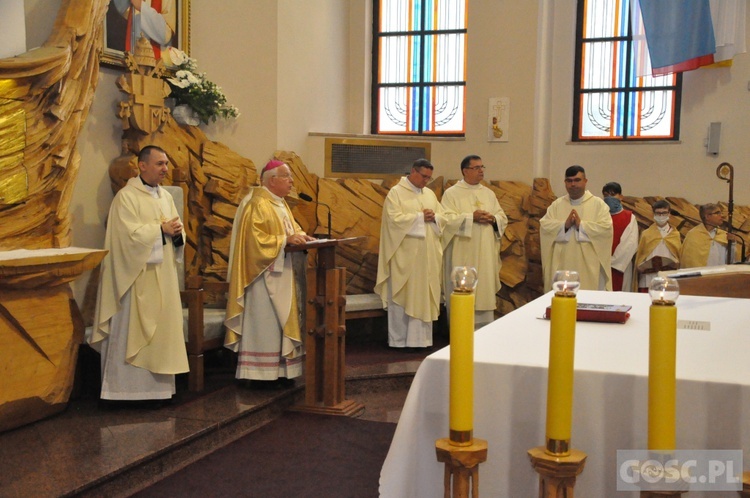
[544,303,632,323]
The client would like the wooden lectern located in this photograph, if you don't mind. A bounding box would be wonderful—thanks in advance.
[291,238,364,417]
[661,265,750,299]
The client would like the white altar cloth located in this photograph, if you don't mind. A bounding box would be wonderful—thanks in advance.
[379,290,750,497]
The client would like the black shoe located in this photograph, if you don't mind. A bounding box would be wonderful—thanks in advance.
[98,398,172,410]
[248,379,293,391]
[278,377,296,388]
[403,347,424,353]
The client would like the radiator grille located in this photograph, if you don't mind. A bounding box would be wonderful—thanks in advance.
[325,138,431,178]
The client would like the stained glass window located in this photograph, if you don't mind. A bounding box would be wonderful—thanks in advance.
[372,0,467,135]
[573,0,682,140]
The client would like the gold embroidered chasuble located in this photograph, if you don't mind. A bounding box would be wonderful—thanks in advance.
[679,223,737,268]
[635,223,682,269]
[224,187,303,356]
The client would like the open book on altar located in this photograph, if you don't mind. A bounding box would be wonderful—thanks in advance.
[544,303,632,323]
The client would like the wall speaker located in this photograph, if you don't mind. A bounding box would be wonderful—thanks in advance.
[707,122,721,156]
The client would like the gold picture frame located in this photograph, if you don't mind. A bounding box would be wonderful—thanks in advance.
[101,0,191,69]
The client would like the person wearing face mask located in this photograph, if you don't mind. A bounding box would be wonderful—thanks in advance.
[634,200,682,292]
[602,182,638,291]
[680,203,742,268]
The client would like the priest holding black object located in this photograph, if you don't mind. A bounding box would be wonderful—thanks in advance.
[90,145,188,401]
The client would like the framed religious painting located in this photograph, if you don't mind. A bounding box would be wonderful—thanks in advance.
[101,0,191,69]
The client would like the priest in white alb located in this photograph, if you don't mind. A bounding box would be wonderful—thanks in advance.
[89,145,188,401]
[540,165,613,292]
[441,155,508,328]
[375,159,447,349]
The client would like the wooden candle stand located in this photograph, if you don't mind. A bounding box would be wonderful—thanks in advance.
[639,491,687,497]
[739,470,750,497]
[527,446,587,498]
[435,438,488,498]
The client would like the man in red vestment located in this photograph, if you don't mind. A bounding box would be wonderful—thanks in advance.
[602,182,638,291]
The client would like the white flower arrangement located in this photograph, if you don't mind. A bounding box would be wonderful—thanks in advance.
[165,47,239,125]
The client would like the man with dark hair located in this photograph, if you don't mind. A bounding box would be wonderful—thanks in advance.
[635,200,681,291]
[602,182,638,291]
[441,154,508,328]
[375,159,447,348]
[680,203,741,268]
[90,145,188,401]
[602,181,623,200]
[540,165,613,291]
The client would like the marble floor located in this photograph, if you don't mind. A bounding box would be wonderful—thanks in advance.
[0,339,442,498]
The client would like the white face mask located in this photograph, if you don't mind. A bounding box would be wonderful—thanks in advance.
[654,214,670,226]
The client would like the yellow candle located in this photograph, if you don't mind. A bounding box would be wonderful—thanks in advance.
[449,291,474,446]
[545,294,577,450]
[648,302,677,451]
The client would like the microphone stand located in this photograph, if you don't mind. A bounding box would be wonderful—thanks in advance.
[299,193,332,239]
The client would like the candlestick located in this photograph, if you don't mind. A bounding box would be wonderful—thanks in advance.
[647,277,680,451]
[449,266,477,446]
[546,270,580,456]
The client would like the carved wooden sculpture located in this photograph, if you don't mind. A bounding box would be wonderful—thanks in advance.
[109,39,257,284]
[0,0,106,247]
[0,0,108,432]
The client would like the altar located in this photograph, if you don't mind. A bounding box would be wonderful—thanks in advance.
[379,290,750,497]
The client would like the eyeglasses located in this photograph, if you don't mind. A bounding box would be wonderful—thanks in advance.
[275,173,293,179]
[466,165,486,171]
[417,172,433,180]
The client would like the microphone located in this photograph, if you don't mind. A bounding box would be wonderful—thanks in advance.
[298,193,332,239]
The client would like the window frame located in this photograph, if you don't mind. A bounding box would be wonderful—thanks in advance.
[371,0,468,137]
[571,0,683,142]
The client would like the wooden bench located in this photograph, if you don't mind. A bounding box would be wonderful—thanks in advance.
[345,293,385,320]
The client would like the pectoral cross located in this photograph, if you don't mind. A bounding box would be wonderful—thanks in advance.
[474,196,483,209]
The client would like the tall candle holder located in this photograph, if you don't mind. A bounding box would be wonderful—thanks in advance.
[528,270,587,498]
[639,277,687,498]
[435,266,488,497]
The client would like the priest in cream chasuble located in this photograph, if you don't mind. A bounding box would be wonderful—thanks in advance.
[375,159,447,348]
[540,166,613,292]
[90,146,188,400]
[441,155,508,328]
